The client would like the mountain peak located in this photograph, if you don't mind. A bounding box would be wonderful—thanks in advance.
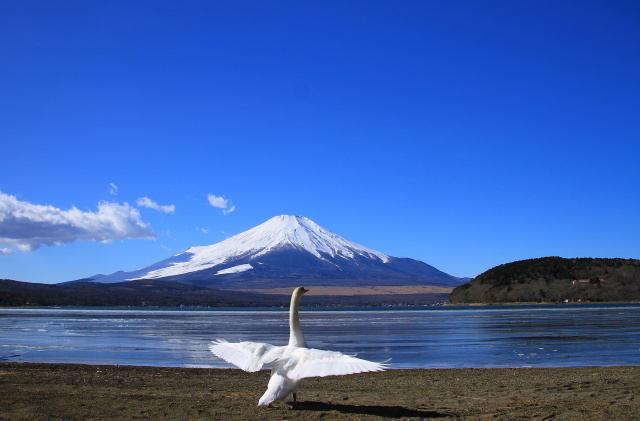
[73,215,467,288]
[79,215,392,283]
[202,214,390,263]
[260,215,315,232]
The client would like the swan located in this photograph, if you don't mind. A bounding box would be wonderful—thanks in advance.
[209,286,387,406]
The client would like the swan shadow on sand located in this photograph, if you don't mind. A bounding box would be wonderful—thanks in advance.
[290,401,449,418]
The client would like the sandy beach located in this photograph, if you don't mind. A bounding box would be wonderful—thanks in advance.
[1,363,638,420]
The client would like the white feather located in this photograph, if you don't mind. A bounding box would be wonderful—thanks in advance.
[208,339,274,372]
[283,347,387,380]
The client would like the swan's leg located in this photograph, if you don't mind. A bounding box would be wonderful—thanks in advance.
[289,392,299,409]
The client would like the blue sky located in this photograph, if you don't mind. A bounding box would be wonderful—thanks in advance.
[1,1,639,284]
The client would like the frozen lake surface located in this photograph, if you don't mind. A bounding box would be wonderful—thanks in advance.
[1,304,639,369]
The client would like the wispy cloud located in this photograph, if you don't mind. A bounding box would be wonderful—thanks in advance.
[207,194,235,215]
[136,197,175,214]
[109,183,118,195]
[0,192,157,252]
[0,247,12,256]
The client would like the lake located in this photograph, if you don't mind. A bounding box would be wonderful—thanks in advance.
[1,304,639,369]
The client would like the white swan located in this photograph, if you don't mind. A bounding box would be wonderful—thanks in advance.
[209,286,387,406]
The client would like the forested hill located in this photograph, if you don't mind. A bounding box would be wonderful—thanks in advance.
[449,257,640,304]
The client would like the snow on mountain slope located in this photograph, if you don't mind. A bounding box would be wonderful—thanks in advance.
[215,264,253,275]
[79,215,391,283]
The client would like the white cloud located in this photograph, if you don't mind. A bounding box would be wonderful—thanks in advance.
[0,192,157,252]
[0,247,12,256]
[109,183,118,195]
[207,194,229,208]
[136,197,175,214]
[207,194,235,214]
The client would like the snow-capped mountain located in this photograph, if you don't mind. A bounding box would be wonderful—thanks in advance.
[72,215,464,290]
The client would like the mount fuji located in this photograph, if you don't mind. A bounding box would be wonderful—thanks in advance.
[71,215,464,295]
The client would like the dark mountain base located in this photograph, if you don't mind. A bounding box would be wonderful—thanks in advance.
[0,279,284,307]
[0,279,449,307]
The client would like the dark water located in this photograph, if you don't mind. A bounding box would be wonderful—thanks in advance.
[1,304,639,369]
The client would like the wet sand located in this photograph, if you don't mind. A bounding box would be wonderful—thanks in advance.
[1,363,638,420]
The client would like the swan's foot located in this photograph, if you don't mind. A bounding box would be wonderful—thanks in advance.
[288,393,306,409]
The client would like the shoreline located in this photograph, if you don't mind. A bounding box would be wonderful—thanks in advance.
[4,300,640,309]
[2,363,638,420]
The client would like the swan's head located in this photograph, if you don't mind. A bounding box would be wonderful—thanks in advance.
[293,286,309,296]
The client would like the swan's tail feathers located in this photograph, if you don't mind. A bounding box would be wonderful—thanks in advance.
[209,339,275,372]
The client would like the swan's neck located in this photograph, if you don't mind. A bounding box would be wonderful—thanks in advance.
[288,293,307,347]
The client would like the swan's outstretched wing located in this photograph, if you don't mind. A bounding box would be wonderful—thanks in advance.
[282,347,388,380]
[209,339,277,372]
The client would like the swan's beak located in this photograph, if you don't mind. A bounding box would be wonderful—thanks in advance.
[302,288,309,293]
